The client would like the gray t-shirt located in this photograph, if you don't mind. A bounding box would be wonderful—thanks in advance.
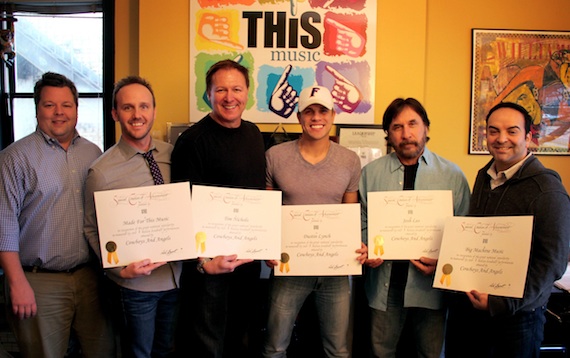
[266,140,361,205]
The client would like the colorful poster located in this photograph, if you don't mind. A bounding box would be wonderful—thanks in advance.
[190,0,377,124]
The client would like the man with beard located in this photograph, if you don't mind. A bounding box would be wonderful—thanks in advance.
[359,98,470,357]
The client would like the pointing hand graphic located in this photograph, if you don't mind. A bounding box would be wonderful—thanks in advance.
[269,65,298,118]
[325,65,362,113]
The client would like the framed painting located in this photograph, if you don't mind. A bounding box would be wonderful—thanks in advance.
[470,29,570,155]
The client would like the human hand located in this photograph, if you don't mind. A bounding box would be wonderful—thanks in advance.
[325,17,366,57]
[120,259,166,279]
[269,64,298,118]
[198,13,244,50]
[202,255,253,274]
[265,259,279,268]
[325,65,362,113]
[365,257,383,268]
[356,242,368,264]
[411,257,437,276]
[290,0,297,16]
[466,290,489,311]
[9,278,37,320]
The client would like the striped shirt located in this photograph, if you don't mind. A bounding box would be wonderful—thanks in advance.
[0,129,101,270]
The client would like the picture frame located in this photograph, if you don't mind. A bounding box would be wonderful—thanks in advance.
[166,122,192,145]
[261,125,302,150]
[336,124,387,168]
[469,29,570,155]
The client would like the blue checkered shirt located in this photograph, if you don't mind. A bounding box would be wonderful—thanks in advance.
[0,129,102,270]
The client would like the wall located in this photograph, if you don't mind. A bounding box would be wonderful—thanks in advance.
[424,0,570,190]
[116,0,569,191]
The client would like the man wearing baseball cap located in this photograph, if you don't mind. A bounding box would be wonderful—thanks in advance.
[262,85,367,357]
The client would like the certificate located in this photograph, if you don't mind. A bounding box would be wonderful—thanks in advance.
[275,203,362,276]
[433,216,533,298]
[367,190,453,259]
[191,185,282,260]
[337,126,386,168]
[94,182,196,268]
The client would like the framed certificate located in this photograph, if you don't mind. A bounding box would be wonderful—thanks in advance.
[336,124,387,168]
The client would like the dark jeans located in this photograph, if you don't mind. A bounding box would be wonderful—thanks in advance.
[176,260,262,358]
[446,295,546,358]
[119,286,180,358]
[370,284,445,358]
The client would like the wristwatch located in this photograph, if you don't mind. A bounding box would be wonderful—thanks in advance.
[196,258,211,274]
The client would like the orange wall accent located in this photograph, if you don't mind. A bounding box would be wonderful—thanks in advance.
[116,0,570,191]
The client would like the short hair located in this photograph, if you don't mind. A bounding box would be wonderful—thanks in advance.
[382,97,431,130]
[205,59,250,93]
[112,76,156,109]
[33,72,79,110]
[486,102,532,134]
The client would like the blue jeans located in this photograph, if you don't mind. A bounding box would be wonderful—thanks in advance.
[119,287,180,358]
[446,294,546,358]
[370,284,445,358]
[263,276,350,358]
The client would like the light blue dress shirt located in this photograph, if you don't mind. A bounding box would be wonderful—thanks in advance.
[359,147,471,310]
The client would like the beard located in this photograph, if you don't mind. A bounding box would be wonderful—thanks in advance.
[391,138,427,162]
[398,142,421,158]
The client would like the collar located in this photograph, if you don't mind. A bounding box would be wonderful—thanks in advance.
[388,147,430,173]
[36,127,80,147]
[487,152,532,189]
[117,137,158,159]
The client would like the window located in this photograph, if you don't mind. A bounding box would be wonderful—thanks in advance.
[0,1,114,151]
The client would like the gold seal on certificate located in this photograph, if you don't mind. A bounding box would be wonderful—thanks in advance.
[195,231,207,254]
[439,263,453,286]
[373,235,384,256]
[106,241,119,265]
[279,252,290,273]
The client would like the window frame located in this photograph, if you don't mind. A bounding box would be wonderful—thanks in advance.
[0,1,115,150]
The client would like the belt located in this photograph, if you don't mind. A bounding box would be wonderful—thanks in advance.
[22,263,89,274]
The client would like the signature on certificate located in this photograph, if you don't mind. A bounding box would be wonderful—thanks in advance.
[328,264,346,270]
[161,248,179,256]
[489,282,507,289]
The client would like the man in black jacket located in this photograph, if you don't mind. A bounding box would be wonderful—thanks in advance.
[446,102,570,358]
